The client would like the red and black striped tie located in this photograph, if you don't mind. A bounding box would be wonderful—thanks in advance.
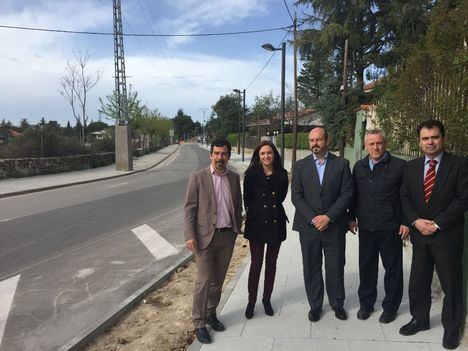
[423,159,437,203]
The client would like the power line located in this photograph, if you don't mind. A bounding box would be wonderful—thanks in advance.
[0,24,293,37]
[244,30,291,91]
[283,0,294,23]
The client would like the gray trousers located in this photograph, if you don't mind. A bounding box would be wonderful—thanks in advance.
[299,229,346,310]
[192,230,236,328]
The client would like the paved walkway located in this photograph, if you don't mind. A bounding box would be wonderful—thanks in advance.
[0,144,179,197]
[190,148,468,351]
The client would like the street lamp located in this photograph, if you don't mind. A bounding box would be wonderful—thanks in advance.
[233,89,246,162]
[262,42,286,166]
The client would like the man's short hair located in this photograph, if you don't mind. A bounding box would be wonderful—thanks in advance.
[417,119,445,138]
[210,139,232,156]
[310,126,328,140]
[365,129,387,143]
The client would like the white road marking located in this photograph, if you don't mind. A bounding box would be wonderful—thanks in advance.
[131,224,178,260]
[0,274,20,346]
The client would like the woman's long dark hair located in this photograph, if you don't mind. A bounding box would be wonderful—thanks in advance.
[245,140,284,175]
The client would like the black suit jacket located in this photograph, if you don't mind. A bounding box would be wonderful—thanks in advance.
[400,152,468,247]
[291,153,353,235]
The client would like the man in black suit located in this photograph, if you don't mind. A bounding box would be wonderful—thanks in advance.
[399,120,468,350]
[291,126,353,322]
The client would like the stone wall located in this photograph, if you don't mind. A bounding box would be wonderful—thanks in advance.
[0,152,115,179]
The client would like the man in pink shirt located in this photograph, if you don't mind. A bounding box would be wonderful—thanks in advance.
[184,139,243,344]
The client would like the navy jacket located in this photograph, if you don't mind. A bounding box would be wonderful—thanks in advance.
[243,167,289,244]
[350,152,406,231]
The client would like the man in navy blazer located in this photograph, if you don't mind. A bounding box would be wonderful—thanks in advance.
[399,120,468,350]
[291,126,353,322]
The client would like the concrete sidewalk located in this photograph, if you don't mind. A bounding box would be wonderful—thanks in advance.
[190,152,468,351]
[0,144,179,197]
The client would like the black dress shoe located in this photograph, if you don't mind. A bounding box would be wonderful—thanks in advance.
[195,327,212,344]
[262,299,274,316]
[245,303,255,319]
[442,330,460,350]
[399,318,430,336]
[357,307,374,320]
[308,309,322,322]
[379,311,396,324]
[332,306,348,320]
[206,314,225,332]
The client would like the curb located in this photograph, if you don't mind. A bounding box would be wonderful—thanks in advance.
[0,146,179,199]
[59,253,194,351]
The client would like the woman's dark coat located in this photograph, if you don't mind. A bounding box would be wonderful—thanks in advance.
[243,167,289,244]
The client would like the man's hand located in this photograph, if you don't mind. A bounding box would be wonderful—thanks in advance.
[414,219,437,236]
[348,220,358,235]
[399,225,410,240]
[312,215,330,232]
[185,239,197,253]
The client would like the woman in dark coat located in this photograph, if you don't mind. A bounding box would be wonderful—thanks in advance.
[243,140,289,319]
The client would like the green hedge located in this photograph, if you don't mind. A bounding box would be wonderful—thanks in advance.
[280,133,309,150]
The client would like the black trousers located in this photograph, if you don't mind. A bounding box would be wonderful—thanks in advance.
[358,229,403,313]
[409,244,463,333]
[299,230,346,310]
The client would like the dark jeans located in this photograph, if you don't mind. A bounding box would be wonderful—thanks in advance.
[247,241,281,304]
[358,229,403,313]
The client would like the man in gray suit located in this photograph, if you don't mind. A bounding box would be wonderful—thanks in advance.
[184,139,243,344]
[291,126,353,322]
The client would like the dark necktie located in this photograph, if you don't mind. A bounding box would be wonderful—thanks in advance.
[423,159,437,203]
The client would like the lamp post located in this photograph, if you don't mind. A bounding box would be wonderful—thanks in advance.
[262,42,285,166]
[233,89,246,162]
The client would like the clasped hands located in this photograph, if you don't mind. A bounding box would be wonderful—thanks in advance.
[414,219,438,236]
[311,215,330,231]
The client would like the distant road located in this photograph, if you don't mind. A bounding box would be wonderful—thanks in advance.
[0,144,208,351]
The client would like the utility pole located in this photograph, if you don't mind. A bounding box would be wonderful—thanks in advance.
[339,38,349,158]
[291,13,299,173]
[113,0,132,170]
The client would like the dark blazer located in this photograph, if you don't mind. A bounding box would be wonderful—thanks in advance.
[400,152,468,247]
[184,167,243,249]
[350,152,406,231]
[291,153,353,234]
[243,167,289,244]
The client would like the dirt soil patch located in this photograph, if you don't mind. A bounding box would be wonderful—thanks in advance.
[84,236,250,351]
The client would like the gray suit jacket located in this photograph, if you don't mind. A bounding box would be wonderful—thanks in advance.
[184,166,243,249]
[291,153,353,235]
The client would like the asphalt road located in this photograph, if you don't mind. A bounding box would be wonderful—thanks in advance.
[0,144,210,351]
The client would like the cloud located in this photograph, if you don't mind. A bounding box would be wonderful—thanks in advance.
[160,0,273,45]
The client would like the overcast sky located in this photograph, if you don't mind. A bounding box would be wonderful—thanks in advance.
[0,0,307,127]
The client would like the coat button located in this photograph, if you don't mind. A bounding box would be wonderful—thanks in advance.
[264,205,267,208]
[273,205,276,208]
[273,220,277,223]
[272,191,276,195]
[264,220,268,223]
[262,193,266,197]
[267,176,270,180]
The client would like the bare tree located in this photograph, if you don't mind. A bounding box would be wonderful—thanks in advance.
[59,51,103,143]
